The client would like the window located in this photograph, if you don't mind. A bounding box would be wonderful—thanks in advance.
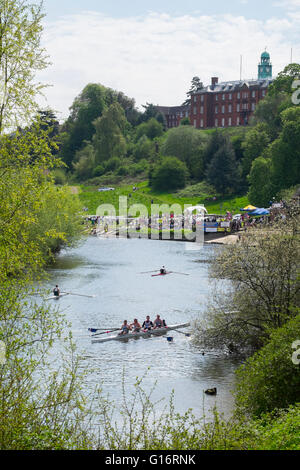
[222,94,225,100]
[237,92,240,99]
[215,118,218,127]
[222,105,225,114]
[200,106,204,114]
[237,103,240,112]
[200,119,204,128]
[252,90,256,98]
[251,102,256,111]
[228,104,232,113]
[193,96,197,103]
[200,95,204,102]
[228,117,232,126]
[193,107,197,115]
[215,95,219,101]
[242,92,248,99]
[262,90,266,96]
[229,93,232,100]
[237,116,240,126]
[194,119,197,128]
[242,103,248,110]
[215,105,218,114]
[221,118,225,127]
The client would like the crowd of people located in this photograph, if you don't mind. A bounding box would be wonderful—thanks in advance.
[118,315,167,336]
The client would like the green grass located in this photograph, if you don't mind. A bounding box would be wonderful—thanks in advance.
[77,181,249,215]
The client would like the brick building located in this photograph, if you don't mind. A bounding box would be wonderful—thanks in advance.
[157,51,273,130]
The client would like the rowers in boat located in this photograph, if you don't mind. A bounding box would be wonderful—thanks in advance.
[91,322,190,344]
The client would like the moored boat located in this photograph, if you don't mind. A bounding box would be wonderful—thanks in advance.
[91,322,190,344]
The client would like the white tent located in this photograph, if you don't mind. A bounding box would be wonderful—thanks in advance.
[184,205,207,214]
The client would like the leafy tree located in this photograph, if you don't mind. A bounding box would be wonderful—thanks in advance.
[270,106,300,194]
[193,211,300,352]
[151,156,189,191]
[93,102,128,164]
[182,76,203,106]
[268,63,300,97]
[206,137,241,195]
[161,126,208,178]
[235,313,300,417]
[247,156,273,206]
[241,123,270,178]
[132,135,155,162]
[135,118,164,141]
[0,0,48,133]
[59,84,107,167]
[72,143,96,181]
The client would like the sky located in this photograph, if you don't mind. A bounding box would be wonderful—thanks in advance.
[37,0,300,121]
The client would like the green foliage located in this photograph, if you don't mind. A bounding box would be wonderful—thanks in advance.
[206,136,242,195]
[0,0,48,133]
[161,126,208,177]
[93,102,128,163]
[235,314,300,417]
[268,63,300,97]
[247,156,274,206]
[241,123,270,177]
[135,118,164,141]
[151,157,189,191]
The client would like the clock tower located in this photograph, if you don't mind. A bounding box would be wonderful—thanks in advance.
[258,50,272,79]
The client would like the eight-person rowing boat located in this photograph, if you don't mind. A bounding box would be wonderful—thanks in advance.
[91,322,190,344]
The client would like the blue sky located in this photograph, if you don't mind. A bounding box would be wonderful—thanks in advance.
[43,0,294,22]
[38,0,300,120]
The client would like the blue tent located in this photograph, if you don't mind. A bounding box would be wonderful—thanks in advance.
[249,208,269,216]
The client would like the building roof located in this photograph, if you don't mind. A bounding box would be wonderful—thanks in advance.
[193,78,273,95]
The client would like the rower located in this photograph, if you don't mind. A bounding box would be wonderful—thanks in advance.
[130,318,141,333]
[118,320,131,336]
[160,266,167,274]
[153,314,166,329]
[142,315,154,331]
[53,285,60,297]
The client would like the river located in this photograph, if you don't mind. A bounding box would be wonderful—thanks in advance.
[44,236,241,421]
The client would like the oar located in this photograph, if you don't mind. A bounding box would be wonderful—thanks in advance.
[169,271,190,276]
[90,328,120,337]
[140,270,160,274]
[62,292,97,299]
[173,329,191,337]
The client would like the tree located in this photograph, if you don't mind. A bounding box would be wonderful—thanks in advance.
[161,126,208,178]
[247,156,273,206]
[151,156,189,191]
[135,118,164,141]
[206,137,242,195]
[59,84,107,166]
[182,76,203,106]
[241,123,270,178]
[268,63,300,97]
[0,0,48,134]
[93,102,128,163]
[193,211,300,353]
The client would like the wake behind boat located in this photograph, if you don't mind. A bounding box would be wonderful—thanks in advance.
[91,322,190,344]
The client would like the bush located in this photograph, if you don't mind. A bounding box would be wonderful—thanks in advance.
[151,156,189,191]
[235,314,300,417]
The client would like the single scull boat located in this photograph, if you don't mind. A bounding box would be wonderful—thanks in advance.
[91,322,190,344]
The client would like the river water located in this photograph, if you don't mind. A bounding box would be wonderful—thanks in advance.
[44,236,241,420]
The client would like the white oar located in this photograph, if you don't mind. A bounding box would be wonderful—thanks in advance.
[91,328,120,337]
[62,292,97,299]
[169,271,190,276]
[140,270,161,274]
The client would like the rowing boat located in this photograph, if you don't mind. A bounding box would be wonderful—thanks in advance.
[91,322,190,344]
[151,271,171,277]
[45,293,69,300]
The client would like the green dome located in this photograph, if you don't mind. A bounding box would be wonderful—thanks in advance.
[261,51,270,59]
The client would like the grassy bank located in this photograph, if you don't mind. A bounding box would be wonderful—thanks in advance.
[77,181,249,215]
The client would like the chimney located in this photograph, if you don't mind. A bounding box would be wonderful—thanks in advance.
[211,77,218,88]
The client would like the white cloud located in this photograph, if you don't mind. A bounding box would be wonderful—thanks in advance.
[38,11,300,121]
